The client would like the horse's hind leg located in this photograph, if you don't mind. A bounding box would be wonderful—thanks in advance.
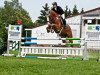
[62,40,67,47]
[62,40,66,43]
[67,31,73,43]
[69,40,73,43]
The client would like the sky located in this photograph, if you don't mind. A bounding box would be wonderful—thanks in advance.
[0,0,100,22]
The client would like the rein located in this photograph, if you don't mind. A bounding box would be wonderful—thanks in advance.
[50,23,63,35]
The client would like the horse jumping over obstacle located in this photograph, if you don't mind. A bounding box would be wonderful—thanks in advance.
[46,10,73,43]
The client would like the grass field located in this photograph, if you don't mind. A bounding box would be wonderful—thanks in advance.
[0,56,100,75]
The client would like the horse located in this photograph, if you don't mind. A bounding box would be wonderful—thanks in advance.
[46,10,73,44]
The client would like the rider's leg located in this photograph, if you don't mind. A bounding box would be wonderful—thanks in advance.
[63,19,66,26]
[59,16,63,25]
[61,14,66,27]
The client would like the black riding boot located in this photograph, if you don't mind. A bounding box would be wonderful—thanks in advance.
[63,19,66,28]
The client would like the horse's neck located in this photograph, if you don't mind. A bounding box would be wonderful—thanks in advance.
[50,10,58,17]
[50,10,62,29]
[54,16,62,28]
[51,13,61,25]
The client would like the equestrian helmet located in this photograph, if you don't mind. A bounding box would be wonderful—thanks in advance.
[52,2,57,5]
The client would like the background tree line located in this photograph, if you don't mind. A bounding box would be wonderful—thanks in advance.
[36,3,84,25]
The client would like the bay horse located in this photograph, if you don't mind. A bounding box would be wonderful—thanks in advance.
[46,10,73,43]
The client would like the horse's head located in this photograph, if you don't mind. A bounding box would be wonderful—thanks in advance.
[46,10,62,33]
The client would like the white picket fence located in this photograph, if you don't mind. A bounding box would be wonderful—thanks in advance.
[20,45,88,60]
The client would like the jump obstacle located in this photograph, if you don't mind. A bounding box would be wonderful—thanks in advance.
[21,37,85,45]
[20,37,88,60]
[5,25,88,60]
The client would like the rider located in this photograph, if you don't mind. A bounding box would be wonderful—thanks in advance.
[51,2,66,27]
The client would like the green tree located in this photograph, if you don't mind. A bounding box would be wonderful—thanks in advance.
[65,5,68,18]
[0,0,34,54]
[72,5,79,15]
[68,9,72,17]
[80,8,84,13]
[36,3,49,25]
[3,0,33,27]
[0,7,8,54]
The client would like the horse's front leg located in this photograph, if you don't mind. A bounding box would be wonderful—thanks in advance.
[56,33,60,38]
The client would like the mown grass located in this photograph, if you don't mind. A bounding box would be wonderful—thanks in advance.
[88,50,100,59]
[0,56,100,75]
